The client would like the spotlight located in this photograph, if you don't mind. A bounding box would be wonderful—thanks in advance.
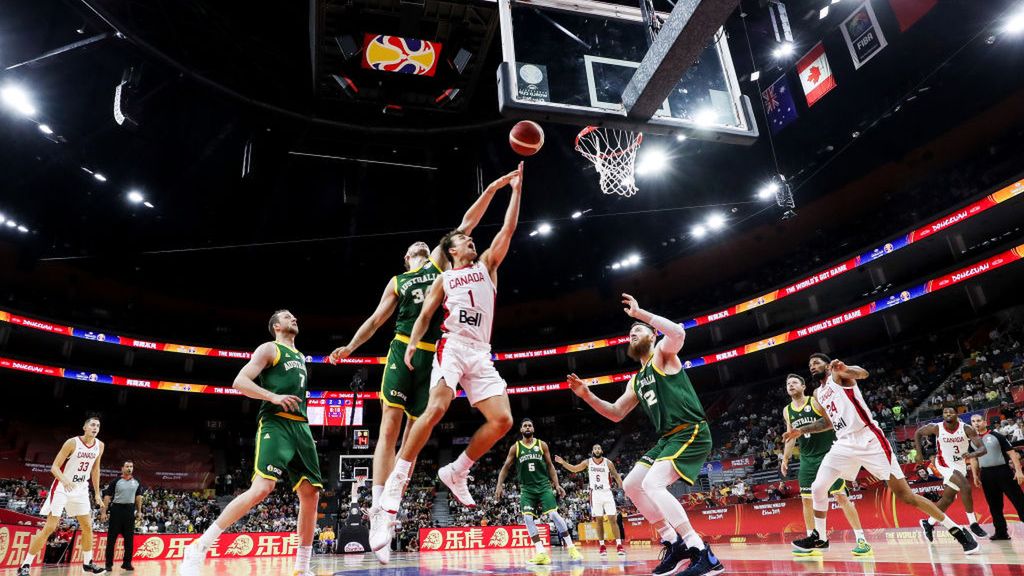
[537,223,552,235]
[691,224,707,238]
[706,213,726,230]
[636,148,668,175]
[17,225,27,233]
[758,182,779,200]
[1006,11,1024,34]
[675,134,688,142]
[819,6,829,19]
[143,201,154,208]
[93,173,107,182]
[749,70,760,82]
[529,230,539,237]
[772,42,795,59]
[571,211,583,219]
[6,220,16,228]
[627,254,641,265]
[127,190,144,204]
[1,85,37,117]
[0,214,5,223]
[693,109,717,126]
[612,262,622,270]
[38,124,53,135]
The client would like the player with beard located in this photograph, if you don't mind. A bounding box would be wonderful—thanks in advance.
[495,418,581,565]
[327,168,517,563]
[179,310,322,576]
[568,294,723,576]
[555,444,626,557]
[784,353,979,556]
[914,406,988,541]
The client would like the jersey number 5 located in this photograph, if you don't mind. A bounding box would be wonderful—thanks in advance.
[528,463,536,472]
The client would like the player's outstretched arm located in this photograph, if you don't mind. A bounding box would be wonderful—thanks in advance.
[494,443,517,499]
[913,424,938,463]
[431,168,520,267]
[553,456,588,474]
[480,162,523,275]
[567,373,639,422]
[50,439,76,492]
[621,293,686,368]
[403,276,444,370]
[783,393,833,440]
[829,360,869,380]
[232,342,301,412]
[965,425,988,460]
[607,460,624,489]
[541,441,566,498]
[330,278,399,363]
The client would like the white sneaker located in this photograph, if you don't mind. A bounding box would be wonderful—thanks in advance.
[373,540,392,565]
[177,542,205,576]
[438,464,476,508]
[368,505,397,555]
[378,471,407,514]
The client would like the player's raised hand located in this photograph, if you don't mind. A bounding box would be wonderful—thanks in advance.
[328,346,352,365]
[621,293,641,318]
[272,393,302,413]
[566,373,589,398]
[494,485,504,500]
[404,345,416,371]
[554,455,565,465]
[510,162,524,192]
[829,359,848,375]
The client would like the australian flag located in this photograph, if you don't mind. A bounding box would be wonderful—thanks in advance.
[762,75,798,135]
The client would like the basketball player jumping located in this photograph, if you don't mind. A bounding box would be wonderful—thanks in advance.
[19,416,106,575]
[568,294,724,576]
[179,310,323,576]
[327,167,518,563]
[495,418,582,565]
[784,353,980,555]
[555,444,626,557]
[371,162,523,558]
[780,373,871,556]
[914,406,988,541]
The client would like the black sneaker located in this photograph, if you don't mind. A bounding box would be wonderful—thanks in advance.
[678,545,725,576]
[990,533,1012,541]
[920,519,934,543]
[17,565,29,576]
[969,523,988,538]
[949,526,980,555]
[83,563,106,573]
[652,540,697,576]
[121,566,135,572]
[792,530,830,554]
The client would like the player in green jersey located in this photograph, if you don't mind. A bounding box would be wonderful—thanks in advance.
[495,418,582,565]
[780,373,871,556]
[327,168,516,563]
[179,310,321,576]
[568,294,722,576]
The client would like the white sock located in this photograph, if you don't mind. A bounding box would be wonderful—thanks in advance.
[928,517,939,526]
[967,512,978,524]
[562,532,575,547]
[393,458,412,478]
[598,540,604,546]
[681,530,705,551]
[656,522,677,543]
[939,515,958,531]
[534,540,545,554]
[294,545,312,572]
[84,552,93,565]
[372,485,384,508]
[197,522,224,550]
[615,538,622,545]
[854,529,865,542]
[22,553,35,567]
[814,517,827,539]
[451,452,475,474]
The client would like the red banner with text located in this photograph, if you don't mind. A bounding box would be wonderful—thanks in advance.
[56,532,299,567]
[418,525,550,552]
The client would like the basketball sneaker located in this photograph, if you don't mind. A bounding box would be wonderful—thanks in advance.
[678,546,725,576]
[373,538,391,565]
[527,551,551,565]
[652,540,696,576]
[83,563,106,574]
[368,505,397,554]
[920,519,934,543]
[949,526,980,555]
[599,543,608,556]
[616,543,626,557]
[177,542,205,576]
[438,464,476,508]
[970,522,988,538]
[851,539,872,556]
[791,530,829,555]
[567,544,582,561]
[17,565,29,576]
[377,470,407,515]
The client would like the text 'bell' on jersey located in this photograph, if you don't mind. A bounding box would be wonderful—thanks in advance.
[440,261,495,344]
[60,436,101,493]
[516,439,550,489]
[816,375,882,442]
[937,419,970,468]
[588,458,611,491]
[784,397,837,458]
[394,259,443,342]
[631,358,706,436]
[258,342,309,422]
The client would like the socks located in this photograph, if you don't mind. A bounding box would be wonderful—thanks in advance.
[372,485,384,508]
[615,538,622,545]
[967,512,978,524]
[682,531,705,551]
[451,452,475,474]
[853,529,865,542]
[84,552,93,565]
[939,515,958,531]
[813,517,827,540]
[22,553,35,567]
[807,529,814,536]
[656,522,677,543]
[598,540,605,546]
[293,545,312,572]
[534,540,545,554]
[561,532,575,548]
[197,522,224,550]
[928,517,939,526]
[393,458,412,478]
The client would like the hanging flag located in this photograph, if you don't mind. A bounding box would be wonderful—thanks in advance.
[841,2,888,69]
[796,43,836,107]
[761,75,798,135]
[888,0,938,32]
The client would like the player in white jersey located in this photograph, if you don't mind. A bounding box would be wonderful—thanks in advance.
[19,416,106,575]
[914,406,988,540]
[371,162,523,559]
[784,353,980,556]
[555,443,626,557]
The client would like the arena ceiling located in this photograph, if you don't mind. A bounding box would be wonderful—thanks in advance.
[1,0,1023,343]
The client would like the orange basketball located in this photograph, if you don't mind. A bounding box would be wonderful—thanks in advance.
[509,120,545,156]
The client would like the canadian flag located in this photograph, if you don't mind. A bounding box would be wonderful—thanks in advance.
[796,42,836,107]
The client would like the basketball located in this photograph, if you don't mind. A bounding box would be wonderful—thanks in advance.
[509,121,544,156]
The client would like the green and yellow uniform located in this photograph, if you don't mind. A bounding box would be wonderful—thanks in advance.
[253,342,323,490]
[516,439,558,517]
[634,358,713,484]
[381,259,444,418]
[784,397,845,497]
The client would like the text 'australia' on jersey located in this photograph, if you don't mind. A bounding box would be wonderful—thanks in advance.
[440,261,495,344]
[258,342,309,421]
[516,439,550,489]
[631,359,706,436]
[394,259,443,342]
[784,398,836,458]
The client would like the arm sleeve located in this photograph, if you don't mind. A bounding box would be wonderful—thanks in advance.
[994,432,1014,453]
[136,480,146,497]
[103,479,117,498]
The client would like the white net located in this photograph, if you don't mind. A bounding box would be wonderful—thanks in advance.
[575,126,644,197]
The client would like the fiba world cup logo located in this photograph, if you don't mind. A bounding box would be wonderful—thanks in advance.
[363,35,441,77]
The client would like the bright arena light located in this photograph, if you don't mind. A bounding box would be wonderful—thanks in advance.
[706,212,726,231]
[5,220,16,228]
[758,182,780,200]
[127,190,145,204]
[627,254,641,265]
[17,225,28,233]
[636,148,669,175]
[694,109,717,127]
[691,224,707,239]
[1006,11,1024,34]
[571,211,583,219]
[144,201,155,209]
[612,262,622,270]
[819,6,829,19]
[773,42,795,59]
[1,84,37,117]
[38,124,53,135]
[0,214,5,224]
[537,222,552,235]
[93,173,107,182]
[675,134,687,142]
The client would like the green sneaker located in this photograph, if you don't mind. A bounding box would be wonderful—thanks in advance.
[851,539,872,556]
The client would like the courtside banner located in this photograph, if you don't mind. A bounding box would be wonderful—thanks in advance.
[0,524,39,569]
[66,532,300,566]
[0,178,1020,365]
[418,525,549,551]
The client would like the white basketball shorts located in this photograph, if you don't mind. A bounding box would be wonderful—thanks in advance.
[431,334,506,406]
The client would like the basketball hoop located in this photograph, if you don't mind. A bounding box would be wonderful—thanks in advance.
[575,126,643,197]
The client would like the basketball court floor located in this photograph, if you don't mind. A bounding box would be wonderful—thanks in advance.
[22,526,1024,576]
